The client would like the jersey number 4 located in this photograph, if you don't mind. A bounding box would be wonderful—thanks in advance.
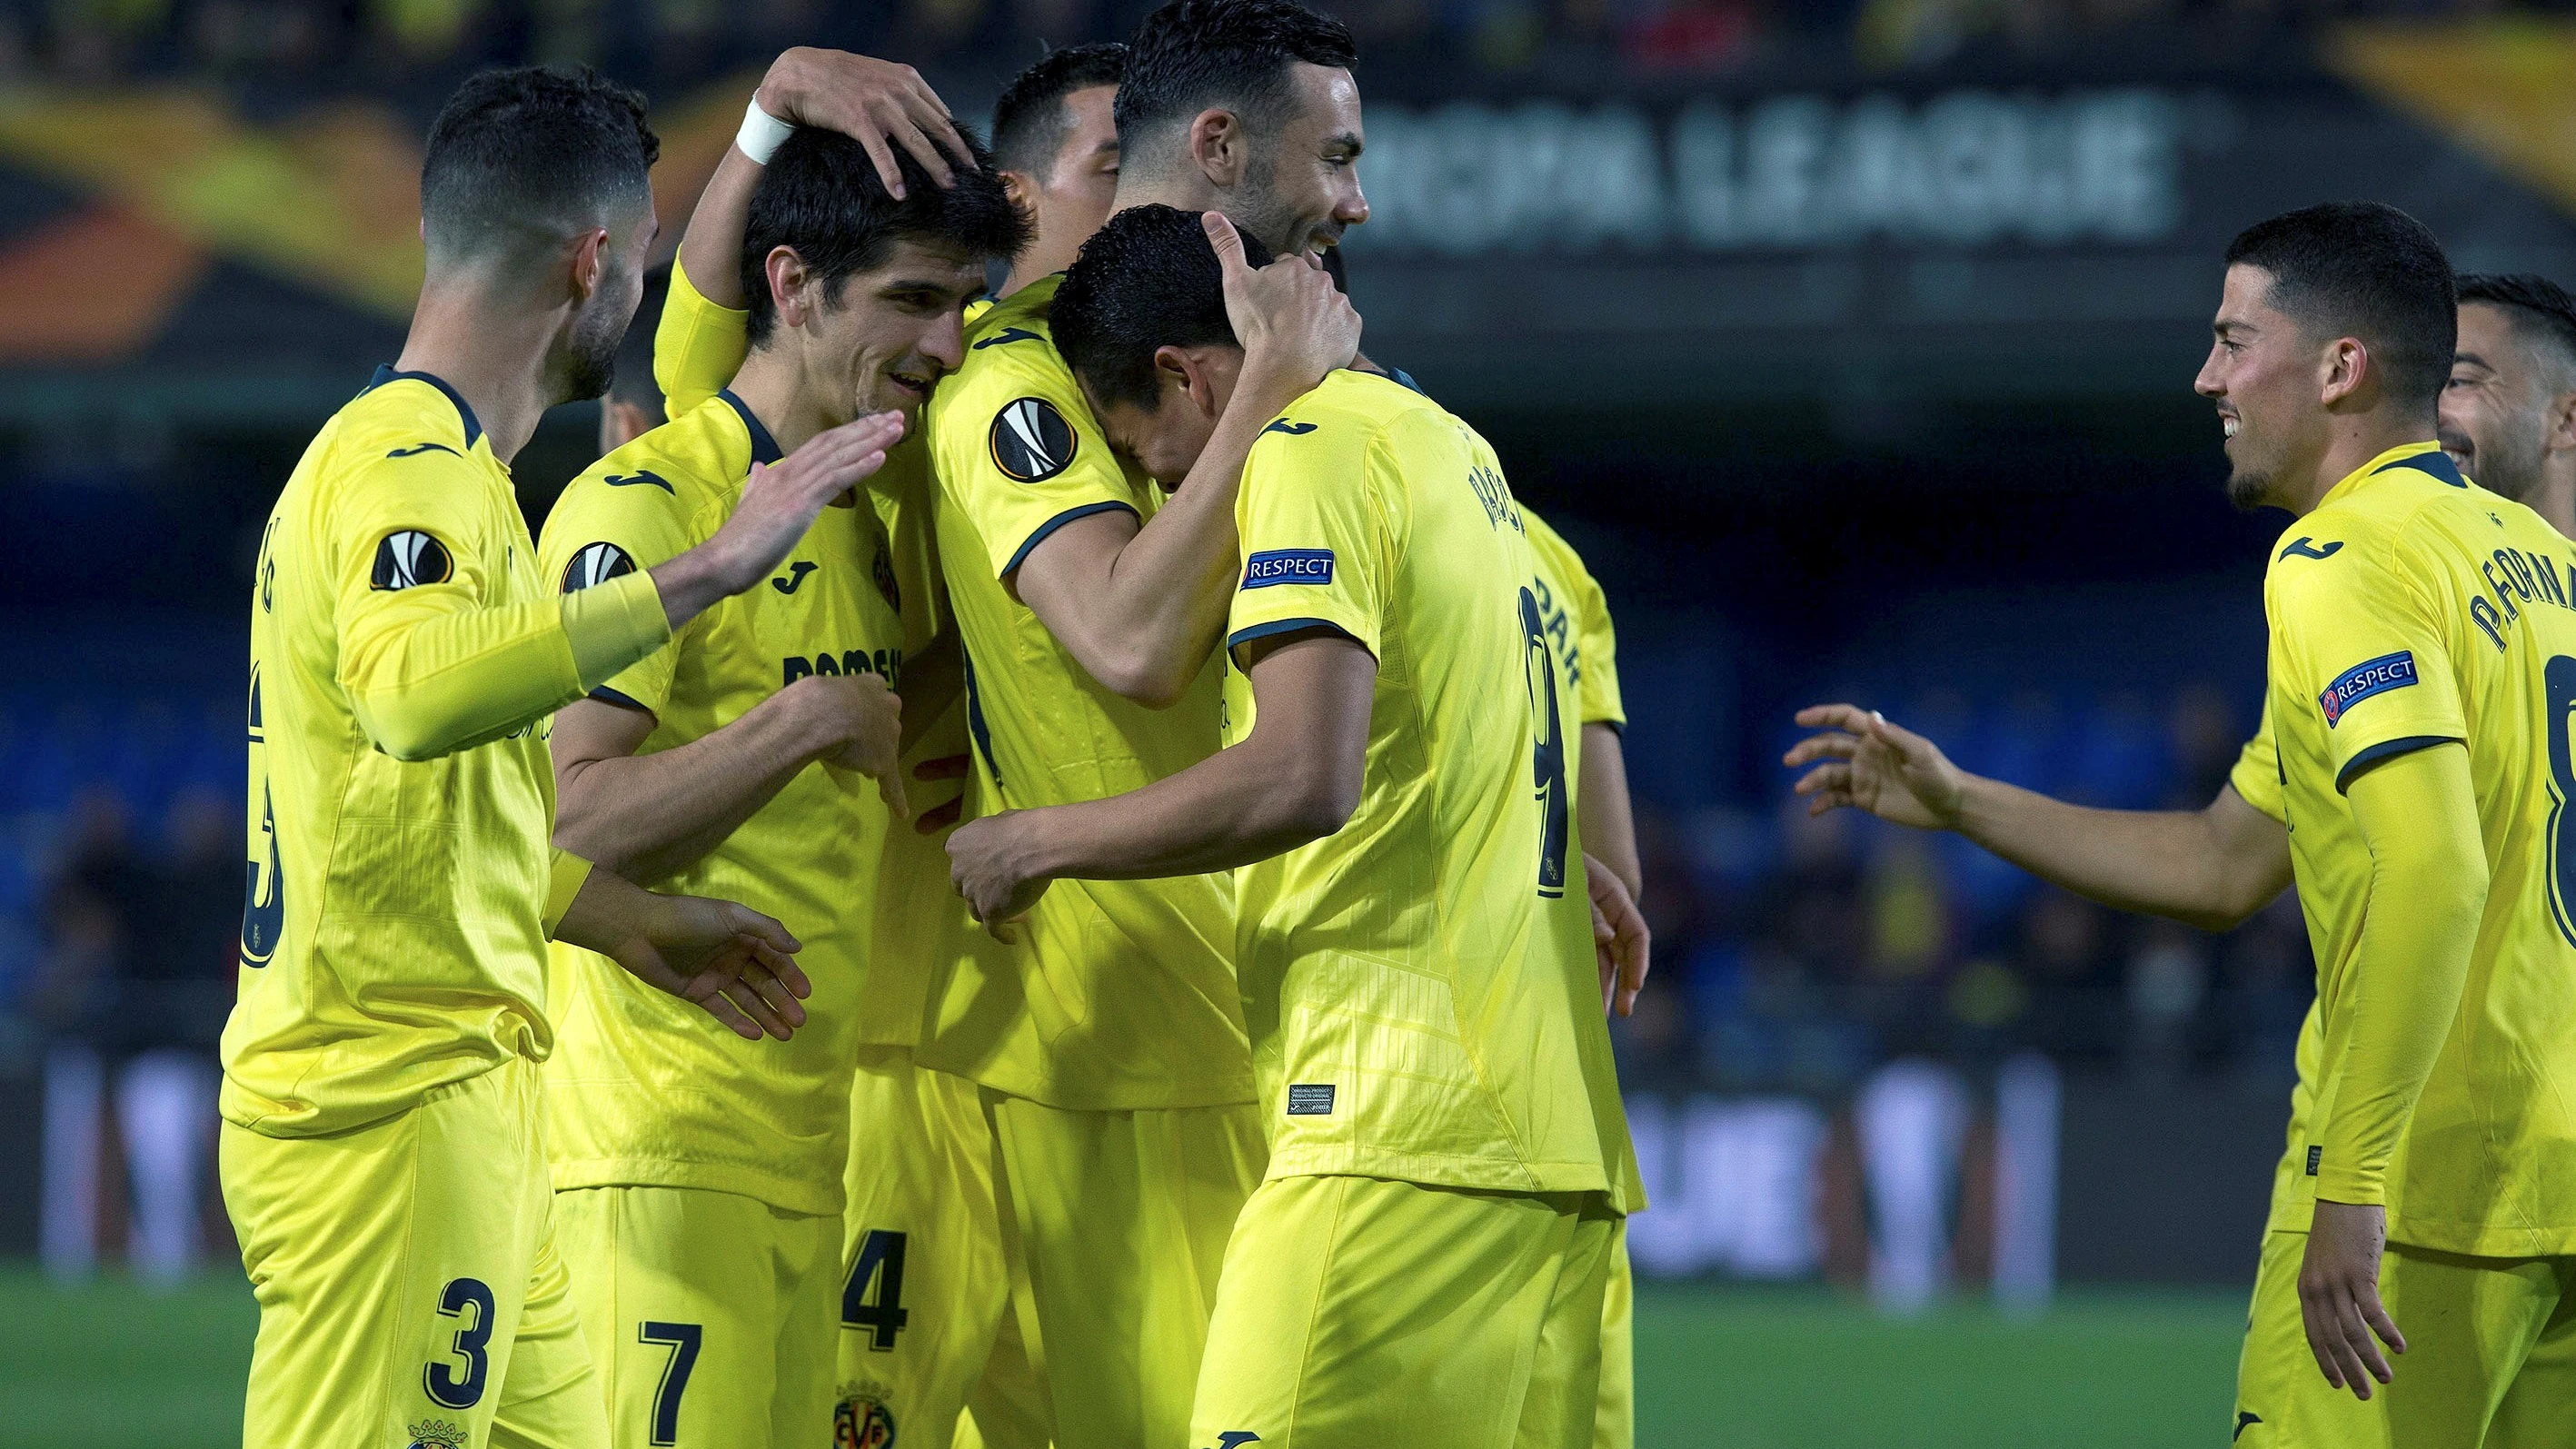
[842,1228,910,1351]
[1520,587,1570,898]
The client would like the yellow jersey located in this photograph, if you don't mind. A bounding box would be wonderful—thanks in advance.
[537,388,937,1215]
[2226,707,2331,1238]
[913,274,1252,1111]
[2254,441,2576,1255]
[1523,508,1626,736]
[1220,370,1635,1204]
[224,367,670,1137]
[649,260,991,1067]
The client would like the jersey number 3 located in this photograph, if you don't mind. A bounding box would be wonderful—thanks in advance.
[1520,587,1570,898]
[2547,654,2576,948]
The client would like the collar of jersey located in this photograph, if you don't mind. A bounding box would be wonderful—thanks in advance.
[718,388,785,470]
[365,364,483,449]
[2317,439,2447,511]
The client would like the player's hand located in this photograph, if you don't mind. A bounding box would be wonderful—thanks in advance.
[679,412,906,608]
[1783,704,1966,829]
[794,672,909,821]
[1207,212,1360,396]
[609,891,812,1042]
[911,753,971,834]
[2301,1199,2404,1399]
[756,47,976,197]
[1586,852,1650,1017]
[948,809,1050,942]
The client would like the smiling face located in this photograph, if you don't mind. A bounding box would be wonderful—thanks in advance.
[2194,263,2334,511]
[1230,63,1368,263]
[791,239,988,425]
[2441,301,2560,503]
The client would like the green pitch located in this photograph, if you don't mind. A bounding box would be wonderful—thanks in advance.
[0,1269,2243,1446]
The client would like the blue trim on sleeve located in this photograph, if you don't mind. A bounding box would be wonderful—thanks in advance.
[718,389,785,467]
[1226,616,1366,654]
[1002,501,1139,576]
[2335,734,2458,794]
[588,686,654,714]
[365,364,484,448]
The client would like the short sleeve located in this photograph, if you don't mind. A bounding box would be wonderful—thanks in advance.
[2228,704,2284,823]
[656,258,751,420]
[941,365,1139,580]
[2269,531,2467,793]
[538,458,705,716]
[1227,421,1387,660]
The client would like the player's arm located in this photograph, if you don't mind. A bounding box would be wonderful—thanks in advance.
[1784,704,2292,932]
[2296,739,2484,1398]
[552,670,905,886]
[1010,214,1358,708]
[1578,727,1641,902]
[547,850,814,1042]
[340,417,904,761]
[948,630,1373,928]
[661,48,973,413]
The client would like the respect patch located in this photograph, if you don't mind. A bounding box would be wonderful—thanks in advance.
[2318,650,2418,727]
[1243,549,1335,589]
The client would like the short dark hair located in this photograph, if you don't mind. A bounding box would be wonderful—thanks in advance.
[741,127,1028,347]
[1115,0,1357,166]
[2223,202,2456,412]
[2456,272,2576,380]
[1053,203,1273,412]
[992,43,1129,176]
[422,65,658,267]
[610,262,671,420]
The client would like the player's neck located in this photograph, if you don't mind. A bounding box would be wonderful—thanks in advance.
[726,351,828,457]
[1002,228,1088,297]
[2287,414,2437,517]
[395,283,562,463]
[1109,164,1218,225]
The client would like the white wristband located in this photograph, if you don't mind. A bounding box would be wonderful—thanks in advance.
[737,96,793,164]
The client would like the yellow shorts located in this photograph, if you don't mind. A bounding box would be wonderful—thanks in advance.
[835,1047,1045,1449]
[1596,1225,1632,1449]
[551,1184,839,1449]
[1191,1175,1623,1449]
[220,1057,605,1449]
[981,1081,1266,1449]
[2234,1228,2576,1448]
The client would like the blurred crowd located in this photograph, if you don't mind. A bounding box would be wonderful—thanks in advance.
[0,668,2307,1291]
[0,0,2561,93]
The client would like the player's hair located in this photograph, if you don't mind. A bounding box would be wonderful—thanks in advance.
[2456,272,2576,384]
[992,43,1129,177]
[421,65,658,269]
[2223,202,2456,412]
[741,127,1028,348]
[1052,203,1273,412]
[1114,0,1357,170]
[608,262,671,421]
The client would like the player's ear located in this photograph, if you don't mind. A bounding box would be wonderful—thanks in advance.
[570,227,611,303]
[1154,344,1198,412]
[766,245,812,330]
[1189,107,1248,189]
[999,168,1039,220]
[2319,336,2368,408]
[2548,387,2576,455]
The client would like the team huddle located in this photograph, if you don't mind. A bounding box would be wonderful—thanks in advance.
[216,0,2576,1443]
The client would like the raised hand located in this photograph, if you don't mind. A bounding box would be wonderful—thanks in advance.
[795,671,909,821]
[1587,852,1650,1017]
[757,47,976,197]
[606,890,812,1042]
[1782,703,1966,829]
[1205,212,1361,392]
[652,412,907,629]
